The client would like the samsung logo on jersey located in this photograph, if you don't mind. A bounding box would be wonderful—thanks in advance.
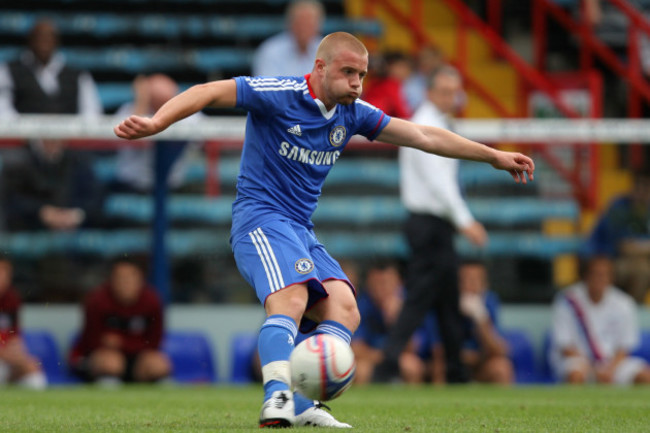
[279,142,341,166]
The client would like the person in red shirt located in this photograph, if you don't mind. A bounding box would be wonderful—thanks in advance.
[69,258,171,383]
[0,255,47,389]
[361,51,412,119]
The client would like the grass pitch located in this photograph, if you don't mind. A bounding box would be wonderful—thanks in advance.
[1,384,649,432]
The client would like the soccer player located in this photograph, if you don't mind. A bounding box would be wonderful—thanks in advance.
[114,32,534,428]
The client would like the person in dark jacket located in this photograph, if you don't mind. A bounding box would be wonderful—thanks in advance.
[69,258,171,384]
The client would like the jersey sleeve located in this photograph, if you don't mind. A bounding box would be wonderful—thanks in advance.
[234,76,298,116]
[353,99,391,141]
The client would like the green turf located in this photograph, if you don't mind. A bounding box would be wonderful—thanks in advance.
[0,384,649,432]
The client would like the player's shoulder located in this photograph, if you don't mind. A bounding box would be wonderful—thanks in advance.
[239,75,307,93]
[256,31,292,51]
[605,286,636,308]
[554,282,582,303]
[354,98,383,113]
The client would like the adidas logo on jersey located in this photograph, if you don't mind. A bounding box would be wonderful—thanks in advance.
[287,125,302,136]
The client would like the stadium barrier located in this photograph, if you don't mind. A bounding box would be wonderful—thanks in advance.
[0,115,635,263]
[3,115,650,142]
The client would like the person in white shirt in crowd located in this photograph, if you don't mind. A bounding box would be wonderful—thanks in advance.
[373,65,488,383]
[112,73,203,193]
[0,19,102,118]
[252,0,325,77]
[550,255,650,385]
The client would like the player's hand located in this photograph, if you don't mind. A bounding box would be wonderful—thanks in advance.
[459,293,488,323]
[113,115,160,140]
[595,364,615,383]
[461,221,488,247]
[491,151,535,184]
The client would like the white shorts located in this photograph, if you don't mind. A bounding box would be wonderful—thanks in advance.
[557,355,648,385]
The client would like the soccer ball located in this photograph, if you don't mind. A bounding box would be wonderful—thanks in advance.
[290,334,356,401]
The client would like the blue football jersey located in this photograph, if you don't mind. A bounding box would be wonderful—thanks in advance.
[230,75,391,243]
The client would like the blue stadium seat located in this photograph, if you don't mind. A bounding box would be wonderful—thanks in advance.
[229,332,258,384]
[22,329,70,385]
[103,193,577,228]
[162,331,217,383]
[539,330,557,383]
[631,330,650,363]
[502,328,539,383]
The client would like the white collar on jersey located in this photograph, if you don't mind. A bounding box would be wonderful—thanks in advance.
[313,98,337,120]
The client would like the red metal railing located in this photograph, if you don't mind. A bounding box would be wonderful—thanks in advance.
[534,0,650,118]
[363,0,603,208]
[533,0,650,170]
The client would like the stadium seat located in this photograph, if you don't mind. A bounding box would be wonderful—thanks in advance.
[539,330,557,383]
[502,328,538,384]
[162,331,217,383]
[22,329,70,385]
[229,332,258,384]
[631,330,650,363]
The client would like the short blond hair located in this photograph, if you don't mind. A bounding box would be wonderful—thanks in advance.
[315,32,368,63]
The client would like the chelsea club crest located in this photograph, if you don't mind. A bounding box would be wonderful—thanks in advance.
[329,125,346,147]
[295,258,314,274]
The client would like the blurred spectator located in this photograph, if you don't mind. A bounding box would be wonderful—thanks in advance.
[402,45,445,111]
[550,255,650,385]
[252,0,325,76]
[361,51,412,119]
[373,66,487,384]
[583,167,650,302]
[0,138,104,231]
[0,255,47,390]
[69,258,171,384]
[351,260,426,384]
[418,262,512,385]
[0,19,102,117]
[455,261,512,384]
[112,74,203,193]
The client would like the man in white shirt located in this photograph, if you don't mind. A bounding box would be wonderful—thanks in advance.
[252,0,324,77]
[374,66,488,383]
[550,255,650,384]
[0,19,102,118]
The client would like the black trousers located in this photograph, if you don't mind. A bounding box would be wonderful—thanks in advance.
[379,213,468,383]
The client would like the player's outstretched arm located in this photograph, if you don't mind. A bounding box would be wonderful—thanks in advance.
[376,117,534,184]
[113,79,237,140]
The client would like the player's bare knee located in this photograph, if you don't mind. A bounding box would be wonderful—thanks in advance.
[134,351,171,382]
[345,303,361,332]
[265,284,308,321]
[90,349,125,377]
[634,368,650,384]
[566,369,587,384]
[488,357,514,384]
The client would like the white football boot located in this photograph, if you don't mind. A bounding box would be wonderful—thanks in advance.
[295,402,352,428]
[259,390,295,428]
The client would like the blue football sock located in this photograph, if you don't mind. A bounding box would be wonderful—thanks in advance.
[258,315,297,401]
[315,320,352,345]
[294,391,315,415]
